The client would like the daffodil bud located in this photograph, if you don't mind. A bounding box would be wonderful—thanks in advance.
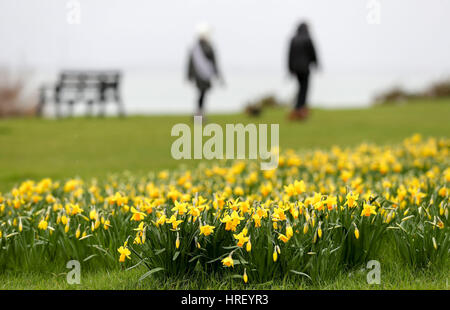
[243,269,248,283]
[75,225,81,239]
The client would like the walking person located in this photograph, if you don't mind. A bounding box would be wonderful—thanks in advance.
[288,22,319,120]
[187,23,224,119]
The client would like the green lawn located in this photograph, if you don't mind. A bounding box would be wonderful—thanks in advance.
[0,98,449,289]
[1,98,449,192]
[1,237,448,290]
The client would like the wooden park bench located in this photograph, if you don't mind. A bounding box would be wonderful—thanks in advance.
[37,70,125,117]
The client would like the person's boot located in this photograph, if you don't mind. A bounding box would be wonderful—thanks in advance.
[288,109,304,120]
[288,109,296,120]
[300,106,309,119]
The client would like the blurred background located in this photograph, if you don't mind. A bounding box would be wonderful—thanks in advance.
[1,0,450,116]
[0,0,449,191]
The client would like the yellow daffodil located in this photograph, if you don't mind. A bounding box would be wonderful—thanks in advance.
[130,207,147,221]
[222,254,234,267]
[38,219,48,230]
[361,203,377,217]
[199,224,215,236]
[118,245,131,262]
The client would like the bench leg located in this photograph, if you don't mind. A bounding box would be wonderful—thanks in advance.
[86,100,94,117]
[98,100,106,117]
[37,87,46,117]
[115,93,125,117]
[68,100,75,117]
[54,87,62,119]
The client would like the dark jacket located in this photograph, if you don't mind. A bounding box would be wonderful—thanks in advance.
[288,24,318,75]
[187,39,219,91]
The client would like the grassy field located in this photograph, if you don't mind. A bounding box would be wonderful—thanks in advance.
[0,98,449,289]
[1,99,449,192]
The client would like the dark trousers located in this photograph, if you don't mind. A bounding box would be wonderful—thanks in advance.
[295,72,309,109]
[198,89,207,112]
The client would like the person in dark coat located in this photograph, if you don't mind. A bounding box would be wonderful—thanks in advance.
[187,23,223,117]
[288,22,319,120]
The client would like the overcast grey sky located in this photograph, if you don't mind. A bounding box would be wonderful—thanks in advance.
[1,0,449,75]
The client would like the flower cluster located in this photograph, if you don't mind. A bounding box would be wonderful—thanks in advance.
[0,134,448,282]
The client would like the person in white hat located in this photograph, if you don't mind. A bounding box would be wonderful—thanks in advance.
[186,22,224,118]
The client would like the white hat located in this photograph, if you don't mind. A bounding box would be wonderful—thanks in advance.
[196,22,211,40]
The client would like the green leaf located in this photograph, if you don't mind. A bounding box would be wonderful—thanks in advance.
[229,274,243,279]
[233,259,247,265]
[155,248,166,255]
[222,245,240,250]
[290,270,312,281]
[173,251,180,261]
[79,234,93,241]
[83,254,97,262]
[188,254,204,263]
[139,267,164,281]
[206,253,228,264]
[126,260,145,271]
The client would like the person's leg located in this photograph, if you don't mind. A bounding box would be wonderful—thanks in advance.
[198,89,206,114]
[295,73,303,110]
[297,73,309,109]
[290,73,309,120]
